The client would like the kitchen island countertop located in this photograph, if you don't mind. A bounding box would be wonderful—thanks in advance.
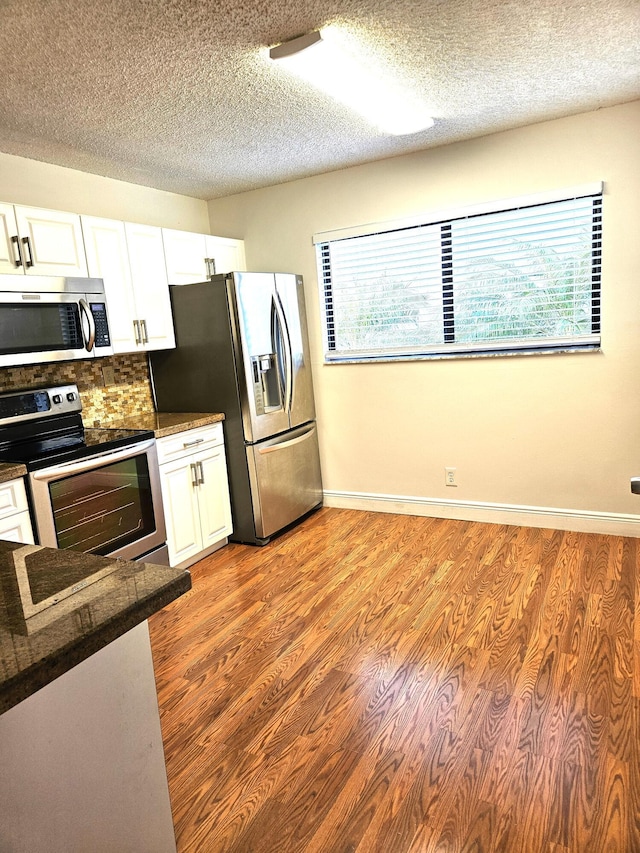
[112,410,225,438]
[0,540,191,715]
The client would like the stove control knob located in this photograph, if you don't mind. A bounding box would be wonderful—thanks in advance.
[66,392,76,402]
[52,394,62,404]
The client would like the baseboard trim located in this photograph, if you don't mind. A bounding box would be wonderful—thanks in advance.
[322,490,640,537]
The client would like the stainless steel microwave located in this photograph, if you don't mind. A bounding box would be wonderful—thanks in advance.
[0,274,113,367]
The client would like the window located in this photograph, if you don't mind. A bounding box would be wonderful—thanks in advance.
[315,185,602,361]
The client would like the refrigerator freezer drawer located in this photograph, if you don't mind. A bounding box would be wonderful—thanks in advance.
[247,423,322,540]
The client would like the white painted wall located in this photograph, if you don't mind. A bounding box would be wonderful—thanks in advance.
[0,151,209,231]
[208,101,640,532]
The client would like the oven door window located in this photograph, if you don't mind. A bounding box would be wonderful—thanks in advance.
[48,455,157,556]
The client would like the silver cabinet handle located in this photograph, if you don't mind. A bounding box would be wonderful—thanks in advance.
[140,318,149,344]
[190,463,198,487]
[21,236,34,268]
[183,438,204,448]
[197,461,204,485]
[133,319,142,344]
[11,235,23,267]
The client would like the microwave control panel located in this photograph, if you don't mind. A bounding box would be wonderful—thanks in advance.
[90,303,112,348]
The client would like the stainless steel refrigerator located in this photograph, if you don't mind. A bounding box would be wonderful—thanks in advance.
[150,272,323,545]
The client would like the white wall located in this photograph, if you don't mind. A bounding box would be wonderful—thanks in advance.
[208,101,640,533]
[0,151,209,231]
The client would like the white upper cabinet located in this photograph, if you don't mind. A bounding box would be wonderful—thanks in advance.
[0,203,88,277]
[163,227,246,285]
[162,228,209,285]
[205,234,246,277]
[0,204,20,275]
[82,216,138,352]
[125,222,175,351]
[82,216,175,354]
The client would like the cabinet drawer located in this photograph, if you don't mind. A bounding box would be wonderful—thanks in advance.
[0,509,34,544]
[156,423,224,465]
[0,479,29,521]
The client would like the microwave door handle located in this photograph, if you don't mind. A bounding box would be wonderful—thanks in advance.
[272,293,293,413]
[79,299,96,352]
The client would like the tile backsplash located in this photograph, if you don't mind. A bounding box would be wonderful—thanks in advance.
[0,354,155,426]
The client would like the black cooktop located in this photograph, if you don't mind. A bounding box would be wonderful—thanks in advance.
[0,416,154,472]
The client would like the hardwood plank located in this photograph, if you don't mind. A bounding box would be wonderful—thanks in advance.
[147,508,640,852]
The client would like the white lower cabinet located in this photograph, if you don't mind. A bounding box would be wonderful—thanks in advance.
[157,424,232,568]
[0,478,34,545]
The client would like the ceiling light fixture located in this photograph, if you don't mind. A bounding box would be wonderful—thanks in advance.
[268,28,434,137]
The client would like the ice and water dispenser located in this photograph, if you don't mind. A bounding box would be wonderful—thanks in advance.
[251,353,282,415]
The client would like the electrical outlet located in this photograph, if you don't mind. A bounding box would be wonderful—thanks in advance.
[445,467,457,487]
[102,365,116,387]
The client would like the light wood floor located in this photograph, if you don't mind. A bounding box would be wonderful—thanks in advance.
[148,507,640,852]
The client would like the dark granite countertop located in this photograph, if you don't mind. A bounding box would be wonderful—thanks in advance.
[0,541,191,715]
[0,463,27,484]
[111,411,225,439]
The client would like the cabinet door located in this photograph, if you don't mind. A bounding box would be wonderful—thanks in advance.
[159,457,202,567]
[81,216,139,354]
[0,510,35,544]
[125,223,175,351]
[14,206,88,277]
[0,203,22,275]
[194,445,233,548]
[162,228,208,285]
[0,478,30,520]
[205,235,246,275]
[0,477,34,544]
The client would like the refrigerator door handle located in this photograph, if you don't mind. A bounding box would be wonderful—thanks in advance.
[271,297,286,405]
[272,292,293,413]
[257,424,316,454]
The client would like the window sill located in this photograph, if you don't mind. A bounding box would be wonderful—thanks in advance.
[324,344,602,365]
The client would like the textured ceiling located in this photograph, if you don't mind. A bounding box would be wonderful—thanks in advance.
[0,0,638,200]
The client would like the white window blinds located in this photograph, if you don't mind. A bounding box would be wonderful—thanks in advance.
[317,187,602,361]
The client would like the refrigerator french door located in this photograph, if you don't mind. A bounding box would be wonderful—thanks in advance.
[150,272,323,545]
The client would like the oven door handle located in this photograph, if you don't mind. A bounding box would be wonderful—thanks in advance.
[30,438,157,480]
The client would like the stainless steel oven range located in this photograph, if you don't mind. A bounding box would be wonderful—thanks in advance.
[0,384,167,566]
